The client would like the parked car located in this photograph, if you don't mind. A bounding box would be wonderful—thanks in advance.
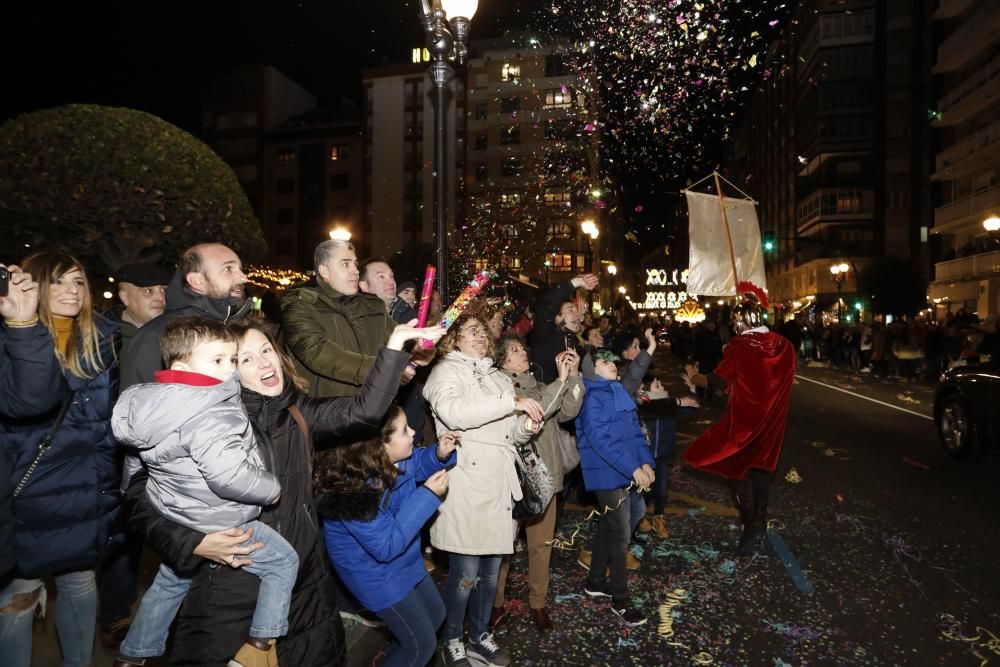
[933,363,1000,459]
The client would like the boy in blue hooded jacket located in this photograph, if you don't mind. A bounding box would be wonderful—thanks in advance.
[575,348,655,627]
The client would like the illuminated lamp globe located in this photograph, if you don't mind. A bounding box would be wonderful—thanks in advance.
[984,215,1000,232]
[441,0,478,19]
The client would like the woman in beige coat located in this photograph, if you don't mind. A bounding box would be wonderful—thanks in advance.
[423,313,544,667]
[491,334,583,633]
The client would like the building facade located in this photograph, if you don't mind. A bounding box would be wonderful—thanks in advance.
[927,0,1000,318]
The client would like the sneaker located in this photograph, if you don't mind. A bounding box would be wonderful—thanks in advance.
[467,631,511,667]
[584,580,612,599]
[339,608,385,628]
[652,514,670,539]
[637,516,653,533]
[577,549,592,571]
[611,604,647,627]
[441,638,471,667]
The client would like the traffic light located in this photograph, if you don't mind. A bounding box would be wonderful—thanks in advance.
[762,230,776,253]
[853,300,863,311]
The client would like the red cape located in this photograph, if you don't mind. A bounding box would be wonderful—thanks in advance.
[683,330,796,479]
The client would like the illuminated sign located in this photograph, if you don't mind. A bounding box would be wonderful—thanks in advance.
[645,268,689,286]
[412,48,431,64]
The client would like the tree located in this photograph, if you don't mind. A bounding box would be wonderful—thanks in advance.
[0,104,266,274]
[861,255,927,317]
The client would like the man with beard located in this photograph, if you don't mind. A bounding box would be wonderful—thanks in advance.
[529,273,599,384]
[120,243,250,389]
[104,244,250,650]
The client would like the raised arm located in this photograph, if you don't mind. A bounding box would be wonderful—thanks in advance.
[281,293,379,387]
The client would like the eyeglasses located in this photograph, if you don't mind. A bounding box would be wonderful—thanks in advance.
[460,326,487,338]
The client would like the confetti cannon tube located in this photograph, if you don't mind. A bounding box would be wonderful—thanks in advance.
[415,265,436,327]
[421,269,495,348]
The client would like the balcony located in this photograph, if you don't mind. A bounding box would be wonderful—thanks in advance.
[935,55,1000,127]
[797,188,874,234]
[932,119,1000,181]
[934,250,1000,282]
[934,183,1000,231]
[933,2,1000,74]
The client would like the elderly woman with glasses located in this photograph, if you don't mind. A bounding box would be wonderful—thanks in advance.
[422,312,545,667]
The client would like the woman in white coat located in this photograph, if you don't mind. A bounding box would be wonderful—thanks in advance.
[423,313,544,667]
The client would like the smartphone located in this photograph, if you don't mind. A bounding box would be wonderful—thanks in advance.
[564,332,576,351]
[0,266,9,297]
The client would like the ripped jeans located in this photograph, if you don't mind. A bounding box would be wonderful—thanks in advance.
[441,553,502,642]
[0,569,97,667]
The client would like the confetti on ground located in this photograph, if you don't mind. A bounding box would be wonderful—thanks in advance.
[784,468,802,483]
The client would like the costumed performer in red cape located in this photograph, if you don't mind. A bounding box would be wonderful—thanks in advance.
[682,282,796,556]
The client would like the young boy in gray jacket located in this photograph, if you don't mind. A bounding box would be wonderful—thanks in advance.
[111,317,297,667]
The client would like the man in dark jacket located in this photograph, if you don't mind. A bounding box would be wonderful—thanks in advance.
[104,263,170,353]
[0,264,67,582]
[281,240,400,399]
[529,273,599,383]
[120,243,250,389]
[104,243,250,648]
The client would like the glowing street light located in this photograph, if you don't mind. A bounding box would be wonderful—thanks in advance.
[606,263,618,275]
[618,286,626,294]
[830,263,850,321]
[329,227,352,241]
[983,215,1000,232]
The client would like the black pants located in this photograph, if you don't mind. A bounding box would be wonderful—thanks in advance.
[587,488,631,605]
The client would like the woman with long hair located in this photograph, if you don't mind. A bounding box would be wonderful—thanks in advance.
[423,313,545,667]
[317,405,459,666]
[122,319,443,666]
[0,251,121,667]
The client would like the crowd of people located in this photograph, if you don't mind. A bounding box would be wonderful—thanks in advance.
[1,240,795,667]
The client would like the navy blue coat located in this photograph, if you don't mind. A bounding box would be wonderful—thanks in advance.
[0,322,68,579]
[1,315,121,577]
[319,445,453,612]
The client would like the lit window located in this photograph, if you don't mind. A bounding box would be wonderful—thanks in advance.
[501,63,521,81]
[330,144,350,161]
[473,258,490,271]
[500,192,522,208]
[545,222,573,238]
[277,148,295,162]
[543,88,572,109]
[550,254,574,270]
[544,189,572,206]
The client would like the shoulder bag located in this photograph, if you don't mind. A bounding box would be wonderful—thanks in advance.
[13,394,74,498]
[512,443,555,520]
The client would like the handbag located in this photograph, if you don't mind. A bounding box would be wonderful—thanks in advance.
[555,424,580,471]
[13,393,74,498]
[512,444,555,520]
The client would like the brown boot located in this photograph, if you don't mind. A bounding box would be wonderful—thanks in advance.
[625,550,641,570]
[652,514,669,539]
[577,549,592,571]
[530,607,554,633]
[637,516,653,533]
[230,638,278,667]
[423,557,436,574]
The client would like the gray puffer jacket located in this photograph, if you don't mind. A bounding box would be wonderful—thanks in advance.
[114,371,281,532]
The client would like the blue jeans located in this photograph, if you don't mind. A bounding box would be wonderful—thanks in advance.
[375,576,445,667]
[442,553,502,641]
[0,569,97,667]
[120,519,299,658]
[628,491,646,537]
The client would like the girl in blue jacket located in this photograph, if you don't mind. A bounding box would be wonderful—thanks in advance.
[316,405,458,667]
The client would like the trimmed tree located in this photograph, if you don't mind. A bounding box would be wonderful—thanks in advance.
[0,104,266,274]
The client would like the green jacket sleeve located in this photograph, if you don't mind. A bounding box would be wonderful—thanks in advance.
[281,292,377,386]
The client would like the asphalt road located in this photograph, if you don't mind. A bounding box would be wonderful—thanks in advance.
[30,348,1000,666]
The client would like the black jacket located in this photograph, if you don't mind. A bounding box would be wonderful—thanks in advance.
[124,347,409,667]
[119,271,251,389]
[0,322,68,580]
[529,280,584,384]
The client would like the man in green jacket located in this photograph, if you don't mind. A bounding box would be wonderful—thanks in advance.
[281,239,401,399]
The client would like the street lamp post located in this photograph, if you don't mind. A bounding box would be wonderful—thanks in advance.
[830,262,849,322]
[580,219,599,312]
[419,0,477,301]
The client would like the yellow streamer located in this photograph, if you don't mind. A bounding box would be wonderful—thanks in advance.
[657,588,688,644]
[547,482,648,550]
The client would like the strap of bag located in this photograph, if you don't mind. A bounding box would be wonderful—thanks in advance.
[14,393,74,498]
[288,404,313,473]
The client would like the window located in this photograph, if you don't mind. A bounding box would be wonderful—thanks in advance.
[475,134,488,151]
[545,221,573,238]
[888,191,910,209]
[277,148,296,162]
[501,126,520,145]
[276,239,294,255]
[544,188,572,206]
[330,144,350,161]
[545,120,575,141]
[545,54,572,77]
[550,254,574,271]
[276,209,294,226]
[475,103,488,120]
[216,112,258,131]
[276,179,295,195]
[475,162,488,183]
[329,174,349,191]
[501,158,521,177]
[543,88,573,109]
[502,224,519,237]
[500,192,522,208]
[472,258,490,272]
[502,256,522,269]
[500,97,521,113]
[501,63,521,81]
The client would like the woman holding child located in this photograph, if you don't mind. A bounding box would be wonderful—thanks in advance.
[124,319,443,666]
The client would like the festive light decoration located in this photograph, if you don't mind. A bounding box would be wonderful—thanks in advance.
[674,299,706,324]
[245,266,310,291]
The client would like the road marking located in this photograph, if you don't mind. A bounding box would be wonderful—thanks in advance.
[767,529,815,595]
[795,374,933,421]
